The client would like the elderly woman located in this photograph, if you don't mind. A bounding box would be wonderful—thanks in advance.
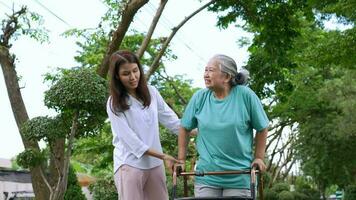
[178,54,269,198]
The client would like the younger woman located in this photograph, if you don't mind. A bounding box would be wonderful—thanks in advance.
[107,50,180,200]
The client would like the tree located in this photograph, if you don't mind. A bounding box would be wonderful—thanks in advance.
[0,6,51,199]
[17,68,107,200]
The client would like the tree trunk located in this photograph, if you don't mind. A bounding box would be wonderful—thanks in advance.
[0,47,49,199]
[49,138,65,188]
[53,111,79,200]
[97,0,149,77]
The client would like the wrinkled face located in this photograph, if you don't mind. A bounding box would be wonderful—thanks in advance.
[204,59,228,90]
[118,63,140,93]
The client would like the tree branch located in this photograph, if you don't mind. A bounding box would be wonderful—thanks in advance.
[282,157,296,180]
[145,0,217,80]
[136,0,168,59]
[97,0,149,77]
[158,68,187,105]
[39,167,53,197]
[266,124,285,151]
[60,110,79,200]
[0,7,27,47]
[267,132,282,172]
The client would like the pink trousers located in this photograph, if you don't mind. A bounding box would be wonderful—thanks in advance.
[114,164,168,200]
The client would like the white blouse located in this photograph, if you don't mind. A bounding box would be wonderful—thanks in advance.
[107,86,180,173]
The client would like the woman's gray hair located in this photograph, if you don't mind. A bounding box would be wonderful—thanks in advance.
[211,54,249,85]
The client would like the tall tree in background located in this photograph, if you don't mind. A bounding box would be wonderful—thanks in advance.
[0,7,50,199]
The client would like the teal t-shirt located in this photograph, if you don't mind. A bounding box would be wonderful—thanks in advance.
[181,85,269,189]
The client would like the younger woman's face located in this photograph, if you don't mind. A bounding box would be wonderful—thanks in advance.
[118,63,140,94]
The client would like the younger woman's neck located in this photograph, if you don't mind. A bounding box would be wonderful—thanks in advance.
[128,90,137,98]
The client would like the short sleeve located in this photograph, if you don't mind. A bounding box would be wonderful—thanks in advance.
[248,91,269,132]
[181,90,203,130]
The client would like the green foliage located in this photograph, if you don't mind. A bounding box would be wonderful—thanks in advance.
[10,158,23,170]
[209,0,308,99]
[344,185,356,200]
[62,29,109,69]
[292,192,309,200]
[264,189,278,200]
[0,7,49,44]
[267,181,319,200]
[21,116,68,142]
[261,171,272,189]
[16,148,46,168]
[70,160,92,174]
[20,12,49,43]
[44,67,107,113]
[44,68,108,137]
[64,166,86,200]
[272,182,290,193]
[309,0,356,23]
[72,124,114,174]
[101,0,125,28]
[290,44,356,187]
[89,175,118,200]
[277,191,294,200]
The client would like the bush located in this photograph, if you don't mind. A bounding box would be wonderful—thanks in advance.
[298,187,319,200]
[89,176,118,200]
[292,191,309,200]
[344,185,356,200]
[264,189,278,200]
[278,191,294,200]
[272,182,290,193]
[64,166,86,200]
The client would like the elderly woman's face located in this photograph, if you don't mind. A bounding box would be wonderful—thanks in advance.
[204,59,227,90]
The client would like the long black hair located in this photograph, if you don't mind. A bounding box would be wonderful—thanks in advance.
[109,50,151,114]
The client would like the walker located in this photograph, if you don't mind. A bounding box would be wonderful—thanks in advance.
[172,165,264,200]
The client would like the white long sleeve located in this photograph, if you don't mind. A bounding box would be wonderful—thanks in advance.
[152,87,180,135]
[107,108,149,158]
[107,85,180,173]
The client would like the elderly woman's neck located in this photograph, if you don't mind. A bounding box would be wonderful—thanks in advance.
[213,85,231,99]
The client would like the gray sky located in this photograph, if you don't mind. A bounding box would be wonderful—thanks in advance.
[0,0,252,159]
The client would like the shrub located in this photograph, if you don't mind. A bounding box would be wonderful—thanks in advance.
[272,182,290,193]
[278,191,294,200]
[344,185,356,200]
[293,191,309,200]
[264,189,278,200]
[89,176,118,200]
[64,166,86,200]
